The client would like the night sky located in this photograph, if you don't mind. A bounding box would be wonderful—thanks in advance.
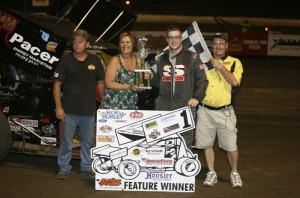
[1,0,300,19]
[109,0,300,19]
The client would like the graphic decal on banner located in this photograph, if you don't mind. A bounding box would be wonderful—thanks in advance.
[115,115,161,146]
[142,108,194,143]
[91,106,201,192]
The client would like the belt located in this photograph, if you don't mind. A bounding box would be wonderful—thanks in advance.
[200,103,231,110]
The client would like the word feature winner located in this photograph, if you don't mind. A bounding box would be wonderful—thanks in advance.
[123,181,195,191]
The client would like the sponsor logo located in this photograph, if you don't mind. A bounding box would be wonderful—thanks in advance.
[160,114,176,123]
[163,123,179,133]
[145,171,173,181]
[148,129,161,139]
[8,33,60,65]
[20,119,38,127]
[46,41,58,53]
[145,121,158,129]
[115,120,127,123]
[98,178,122,186]
[162,64,186,82]
[132,148,141,156]
[98,135,115,142]
[99,125,112,133]
[145,149,164,155]
[270,38,300,50]
[129,111,144,118]
[142,158,174,166]
[87,64,95,70]
[100,110,126,120]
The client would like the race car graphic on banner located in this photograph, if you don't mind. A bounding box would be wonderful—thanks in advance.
[91,106,201,192]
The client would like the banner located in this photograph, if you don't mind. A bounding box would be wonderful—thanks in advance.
[92,107,201,192]
[228,33,268,56]
[267,34,300,57]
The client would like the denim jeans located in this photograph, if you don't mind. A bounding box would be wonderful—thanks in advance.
[58,114,95,172]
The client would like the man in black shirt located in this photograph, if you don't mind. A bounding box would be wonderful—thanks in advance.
[53,29,105,180]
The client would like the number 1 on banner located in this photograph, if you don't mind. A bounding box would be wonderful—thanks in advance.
[142,106,195,143]
[180,109,191,128]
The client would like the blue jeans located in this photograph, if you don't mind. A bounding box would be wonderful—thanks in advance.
[58,114,95,172]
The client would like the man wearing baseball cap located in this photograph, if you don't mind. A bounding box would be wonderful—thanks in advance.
[195,33,244,188]
[211,33,228,41]
[53,29,105,180]
[72,29,90,41]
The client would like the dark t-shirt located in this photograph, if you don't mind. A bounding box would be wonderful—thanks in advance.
[53,52,104,115]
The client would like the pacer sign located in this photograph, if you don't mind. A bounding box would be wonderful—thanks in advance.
[91,106,201,192]
[0,5,66,77]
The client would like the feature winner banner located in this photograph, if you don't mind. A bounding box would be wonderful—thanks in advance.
[0,5,66,77]
[91,106,201,192]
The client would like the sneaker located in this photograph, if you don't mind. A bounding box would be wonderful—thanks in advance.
[80,170,95,178]
[57,171,69,180]
[230,171,243,188]
[204,171,218,186]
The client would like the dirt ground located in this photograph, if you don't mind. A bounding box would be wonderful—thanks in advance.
[1,57,300,198]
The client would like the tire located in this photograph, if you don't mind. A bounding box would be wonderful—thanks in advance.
[118,160,140,180]
[92,157,110,174]
[174,157,201,177]
[0,112,12,161]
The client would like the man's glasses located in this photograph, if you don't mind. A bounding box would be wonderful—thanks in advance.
[167,36,182,41]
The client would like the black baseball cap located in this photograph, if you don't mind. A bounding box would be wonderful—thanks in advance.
[211,33,228,41]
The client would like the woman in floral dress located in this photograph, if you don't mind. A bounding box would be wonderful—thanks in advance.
[100,31,141,109]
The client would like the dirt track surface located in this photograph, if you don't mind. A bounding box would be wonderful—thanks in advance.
[1,57,300,198]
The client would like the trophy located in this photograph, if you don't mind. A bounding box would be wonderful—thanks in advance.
[134,36,152,89]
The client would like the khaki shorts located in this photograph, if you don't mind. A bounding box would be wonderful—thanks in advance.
[195,105,238,152]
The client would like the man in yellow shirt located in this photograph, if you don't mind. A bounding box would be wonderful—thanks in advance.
[195,33,243,188]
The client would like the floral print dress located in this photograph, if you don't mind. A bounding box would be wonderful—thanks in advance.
[100,55,138,110]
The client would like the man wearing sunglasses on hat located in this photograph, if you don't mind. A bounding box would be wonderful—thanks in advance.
[195,33,244,188]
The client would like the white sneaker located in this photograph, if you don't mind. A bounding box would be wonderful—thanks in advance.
[230,171,243,188]
[204,171,218,186]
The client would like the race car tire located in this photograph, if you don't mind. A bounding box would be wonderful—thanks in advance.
[0,112,12,161]
[92,157,111,174]
[118,160,140,180]
[175,157,201,177]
